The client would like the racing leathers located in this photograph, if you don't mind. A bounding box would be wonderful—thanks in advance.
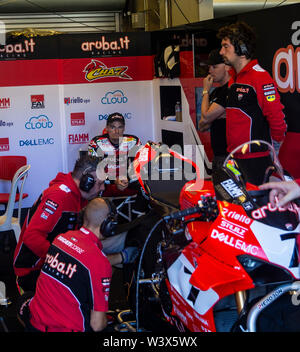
[13,172,87,292]
[226,59,287,157]
[88,133,142,197]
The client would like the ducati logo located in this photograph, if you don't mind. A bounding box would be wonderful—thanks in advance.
[83,60,132,82]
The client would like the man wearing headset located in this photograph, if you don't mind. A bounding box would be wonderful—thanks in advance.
[13,155,137,294]
[217,21,287,185]
[20,198,124,332]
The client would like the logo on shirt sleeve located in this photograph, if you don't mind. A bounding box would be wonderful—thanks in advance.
[101,277,111,300]
[263,83,276,102]
[41,199,59,220]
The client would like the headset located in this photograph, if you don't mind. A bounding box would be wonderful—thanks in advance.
[100,198,118,237]
[79,167,96,192]
[235,40,249,57]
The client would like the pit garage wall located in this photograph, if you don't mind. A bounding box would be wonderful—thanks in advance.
[1,4,299,209]
[0,32,155,208]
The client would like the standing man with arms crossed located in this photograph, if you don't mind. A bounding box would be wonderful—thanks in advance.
[198,48,230,176]
[217,21,287,185]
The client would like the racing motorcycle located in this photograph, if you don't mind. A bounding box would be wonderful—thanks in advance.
[123,140,300,332]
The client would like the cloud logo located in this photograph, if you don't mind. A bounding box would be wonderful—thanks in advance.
[25,115,53,129]
[101,90,128,104]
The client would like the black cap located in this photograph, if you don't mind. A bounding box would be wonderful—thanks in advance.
[206,49,224,65]
[106,112,125,126]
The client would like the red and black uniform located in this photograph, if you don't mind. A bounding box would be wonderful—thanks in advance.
[13,172,87,292]
[88,133,141,197]
[28,227,112,332]
[226,60,287,184]
[227,59,286,155]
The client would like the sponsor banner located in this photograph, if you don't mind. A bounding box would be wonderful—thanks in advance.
[31,94,45,109]
[0,59,62,87]
[60,32,152,58]
[0,37,57,61]
[62,56,153,84]
[0,119,13,127]
[100,89,128,105]
[70,113,85,126]
[64,97,90,105]
[0,56,153,87]
[19,138,55,147]
[0,97,10,108]
[0,85,64,209]
[0,32,152,61]
[98,112,132,121]
[68,133,89,145]
[25,115,53,130]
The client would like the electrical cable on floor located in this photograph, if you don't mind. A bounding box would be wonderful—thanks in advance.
[135,218,164,332]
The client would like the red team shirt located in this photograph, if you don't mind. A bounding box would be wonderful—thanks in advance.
[13,172,87,279]
[29,227,112,332]
[226,59,286,158]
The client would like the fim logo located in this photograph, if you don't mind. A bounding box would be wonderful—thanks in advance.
[69,133,89,144]
[70,112,85,126]
[31,95,45,109]
[0,137,9,151]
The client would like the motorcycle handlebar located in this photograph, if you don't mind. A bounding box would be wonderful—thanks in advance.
[163,205,201,220]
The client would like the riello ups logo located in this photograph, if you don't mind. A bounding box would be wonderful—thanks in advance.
[83,60,132,82]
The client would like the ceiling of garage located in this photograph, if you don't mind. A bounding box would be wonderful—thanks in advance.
[0,0,298,16]
[0,0,127,13]
[0,0,299,33]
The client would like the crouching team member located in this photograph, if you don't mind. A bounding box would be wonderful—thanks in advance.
[24,198,127,332]
[13,155,106,294]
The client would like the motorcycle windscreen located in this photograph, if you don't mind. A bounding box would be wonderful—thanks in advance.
[143,150,198,208]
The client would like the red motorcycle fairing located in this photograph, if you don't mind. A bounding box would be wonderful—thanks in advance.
[165,241,254,332]
[166,175,300,331]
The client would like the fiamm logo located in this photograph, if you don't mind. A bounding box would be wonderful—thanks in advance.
[25,115,53,129]
[101,90,128,104]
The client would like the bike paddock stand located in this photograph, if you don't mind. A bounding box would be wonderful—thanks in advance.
[112,309,149,332]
